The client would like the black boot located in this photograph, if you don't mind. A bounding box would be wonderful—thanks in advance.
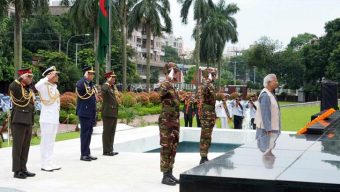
[161,171,176,186]
[199,157,209,164]
[169,169,180,184]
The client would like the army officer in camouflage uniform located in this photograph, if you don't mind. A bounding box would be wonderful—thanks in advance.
[199,68,217,164]
[158,62,181,186]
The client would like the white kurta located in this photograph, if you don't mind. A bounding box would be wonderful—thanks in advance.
[35,77,60,169]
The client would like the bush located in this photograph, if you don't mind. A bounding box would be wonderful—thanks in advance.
[68,113,78,124]
[59,110,68,123]
[118,106,136,125]
[136,92,150,105]
[149,91,161,105]
[121,92,137,107]
[60,92,77,111]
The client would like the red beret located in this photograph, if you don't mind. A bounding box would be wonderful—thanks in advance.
[18,68,33,76]
[104,71,117,78]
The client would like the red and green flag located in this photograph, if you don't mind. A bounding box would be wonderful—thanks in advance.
[97,0,109,65]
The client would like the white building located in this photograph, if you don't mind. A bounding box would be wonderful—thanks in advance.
[127,29,185,82]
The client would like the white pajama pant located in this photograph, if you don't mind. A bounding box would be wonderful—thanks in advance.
[40,123,58,167]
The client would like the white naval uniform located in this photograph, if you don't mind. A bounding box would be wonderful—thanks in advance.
[35,77,60,169]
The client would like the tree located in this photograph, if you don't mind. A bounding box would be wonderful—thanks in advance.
[0,0,49,78]
[178,0,214,92]
[34,50,81,93]
[128,0,172,92]
[162,45,180,63]
[184,66,196,84]
[200,0,239,90]
[0,17,14,83]
[288,33,317,50]
[65,0,100,84]
[116,0,137,91]
[150,68,159,84]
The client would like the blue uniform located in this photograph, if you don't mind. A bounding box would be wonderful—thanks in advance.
[76,77,96,156]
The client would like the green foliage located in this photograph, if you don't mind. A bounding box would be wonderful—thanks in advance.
[184,66,196,84]
[0,17,14,82]
[121,93,137,107]
[288,33,317,50]
[118,105,136,125]
[200,0,239,67]
[163,46,180,63]
[150,68,160,84]
[34,50,81,93]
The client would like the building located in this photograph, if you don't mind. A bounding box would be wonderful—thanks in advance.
[127,29,185,82]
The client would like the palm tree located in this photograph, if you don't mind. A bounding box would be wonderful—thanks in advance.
[128,0,172,92]
[62,0,120,85]
[200,0,239,90]
[117,0,137,91]
[0,0,48,78]
[178,0,214,92]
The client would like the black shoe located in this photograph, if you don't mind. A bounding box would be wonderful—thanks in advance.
[169,169,180,184]
[80,155,92,161]
[112,152,119,156]
[161,171,176,186]
[89,155,98,160]
[103,152,114,156]
[199,157,209,165]
[22,171,36,177]
[14,171,27,179]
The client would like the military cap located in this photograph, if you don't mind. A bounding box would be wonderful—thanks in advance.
[104,71,117,78]
[42,66,60,77]
[163,62,180,74]
[18,68,34,76]
[82,66,95,73]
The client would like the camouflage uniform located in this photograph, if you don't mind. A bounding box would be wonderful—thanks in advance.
[158,80,180,172]
[199,69,217,157]
[158,64,180,173]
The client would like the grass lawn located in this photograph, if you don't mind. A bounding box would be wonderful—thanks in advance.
[180,104,328,132]
[0,131,80,148]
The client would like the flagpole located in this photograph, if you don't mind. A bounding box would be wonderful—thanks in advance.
[106,0,112,72]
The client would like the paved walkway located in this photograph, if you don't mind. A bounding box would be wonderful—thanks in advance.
[0,125,222,192]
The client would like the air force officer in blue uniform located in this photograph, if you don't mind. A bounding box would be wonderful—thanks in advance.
[76,66,98,161]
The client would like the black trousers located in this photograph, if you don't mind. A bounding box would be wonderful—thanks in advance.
[233,115,243,129]
[184,114,193,127]
[102,117,118,153]
[250,118,256,129]
[11,123,32,172]
[79,117,95,156]
[196,114,201,127]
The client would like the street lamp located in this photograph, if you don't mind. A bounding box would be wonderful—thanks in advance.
[66,33,90,56]
[75,42,93,67]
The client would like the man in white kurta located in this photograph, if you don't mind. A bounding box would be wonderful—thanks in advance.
[35,66,61,172]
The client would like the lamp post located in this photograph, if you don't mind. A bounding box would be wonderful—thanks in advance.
[75,42,93,67]
[66,33,90,56]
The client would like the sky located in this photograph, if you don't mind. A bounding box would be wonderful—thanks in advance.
[170,0,340,52]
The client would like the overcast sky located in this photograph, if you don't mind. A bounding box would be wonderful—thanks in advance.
[170,0,340,52]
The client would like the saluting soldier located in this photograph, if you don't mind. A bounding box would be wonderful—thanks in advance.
[101,71,119,156]
[35,66,61,172]
[158,62,181,186]
[9,68,36,179]
[76,66,98,161]
[199,68,217,164]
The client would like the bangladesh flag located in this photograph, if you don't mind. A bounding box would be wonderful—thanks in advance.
[97,0,109,65]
